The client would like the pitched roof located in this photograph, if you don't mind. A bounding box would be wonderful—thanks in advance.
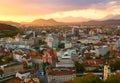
[94,42,105,46]
[8,77,21,83]
[47,68,74,76]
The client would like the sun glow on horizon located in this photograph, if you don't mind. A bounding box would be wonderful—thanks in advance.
[0,0,120,22]
[0,8,120,22]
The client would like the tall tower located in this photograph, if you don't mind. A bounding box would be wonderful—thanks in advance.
[33,31,37,46]
[103,65,110,80]
[33,31,36,39]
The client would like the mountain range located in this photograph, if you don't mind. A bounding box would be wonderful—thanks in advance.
[0,18,120,27]
[21,19,63,26]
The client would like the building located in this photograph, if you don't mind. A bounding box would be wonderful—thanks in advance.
[43,49,57,64]
[116,40,120,50]
[0,62,24,74]
[16,70,31,79]
[94,42,109,56]
[83,59,105,71]
[45,34,59,48]
[28,51,43,69]
[103,65,111,80]
[24,78,40,83]
[72,26,79,37]
[8,77,40,83]
[46,67,75,83]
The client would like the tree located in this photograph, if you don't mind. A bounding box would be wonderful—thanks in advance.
[82,75,103,83]
[23,65,32,70]
[4,57,13,63]
[58,43,65,49]
[72,77,82,83]
[38,40,46,45]
[104,51,110,60]
[0,69,3,75]
[105,75,120,83]
[34,63,39,69]
[75,62,85,73]
[76,41,81,44]
[86,55,92,59]
[73,74,103,83]
[42,62,51,72]
[110,60,120,71]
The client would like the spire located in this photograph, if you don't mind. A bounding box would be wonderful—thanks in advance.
[103,64,111,80]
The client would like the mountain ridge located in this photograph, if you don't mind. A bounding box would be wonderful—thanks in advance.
[0,19,120,26]
[22,19,63,26]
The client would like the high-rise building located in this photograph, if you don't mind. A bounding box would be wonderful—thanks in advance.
[72,26,80,37]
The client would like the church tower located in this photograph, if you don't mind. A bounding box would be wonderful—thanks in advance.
[103,64,111,80]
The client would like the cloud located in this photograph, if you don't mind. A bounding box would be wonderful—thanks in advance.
[0,0,111,15]
[42,9,108,19]
[0,0,119,22]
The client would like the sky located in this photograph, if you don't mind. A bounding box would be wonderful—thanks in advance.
[0,0,120,22]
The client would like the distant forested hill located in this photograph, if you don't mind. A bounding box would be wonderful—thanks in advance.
[0,23,22,38]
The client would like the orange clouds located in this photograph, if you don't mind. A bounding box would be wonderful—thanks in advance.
[0,7,119,22]
[0,0,120,22]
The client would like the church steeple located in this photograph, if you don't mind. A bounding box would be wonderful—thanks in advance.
[103,64,111,80]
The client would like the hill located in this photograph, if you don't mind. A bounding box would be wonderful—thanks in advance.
[22,19,63,26]
[0,23,22,38]
[77,19,120,26]
[0,21,20,27]
[28,19,120,26]
[0,19,120,27]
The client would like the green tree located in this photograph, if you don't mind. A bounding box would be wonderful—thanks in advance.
[24,65,32,70]
[110,60,120,71]
[82,75,103,83]
[42,62,51,72]
[76,41,81,44]
[86,55,92,59]
[38,40,46,45]
[4,57,13,63]
[104,51,110,60]
[73,75,103,83]
[0,69,3,75]
[72,77,82,83]
[105,75,120,83]
[58,43,65,49]
[75,62,85,73]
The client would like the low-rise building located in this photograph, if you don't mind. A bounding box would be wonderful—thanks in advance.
[0,62,24,74]
[46,67,75,83]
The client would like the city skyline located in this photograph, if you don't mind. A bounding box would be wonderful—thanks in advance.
[0,0,120,22]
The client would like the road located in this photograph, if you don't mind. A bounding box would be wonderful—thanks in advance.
[35,70,47,83]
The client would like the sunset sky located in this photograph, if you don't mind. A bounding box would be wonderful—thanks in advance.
[0,0,120,22]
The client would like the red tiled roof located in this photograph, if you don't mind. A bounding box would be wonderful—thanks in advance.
[109,58,120,63]
[78,37,86,40]
[2,52,13,59]
[115,52,120,57]
[84,52,96,56]
[14,51,23,55]
[23,55,30,59]
[47,68,74,76]
[8,77,21,83]
[83,59,105,67]
[85,73,94,77]
[31,55,42,59]
[114,70,120,78]
[94,42,105,46]
[50,70,73,76]
[28,51,36,56]
[27,51,43,59]
[58,36,64,41]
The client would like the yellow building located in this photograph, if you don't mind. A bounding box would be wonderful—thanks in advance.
[103,65,111,80]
